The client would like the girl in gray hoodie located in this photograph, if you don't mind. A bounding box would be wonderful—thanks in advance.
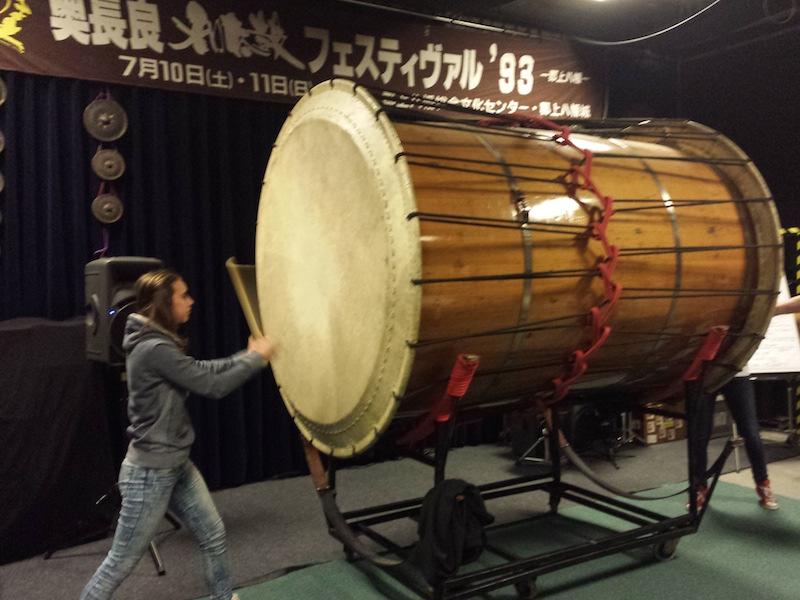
[81,269,274,600]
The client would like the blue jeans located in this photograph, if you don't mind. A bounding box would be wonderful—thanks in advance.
[692,377,769,486]
[722,377,769,484]
[80,460,233,600]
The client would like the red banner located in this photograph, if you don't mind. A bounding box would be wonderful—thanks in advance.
[0,1,604,118]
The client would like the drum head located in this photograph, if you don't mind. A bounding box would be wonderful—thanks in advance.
[256,80,421,457]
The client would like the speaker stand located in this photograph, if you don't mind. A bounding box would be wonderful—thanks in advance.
[44,486,181,575]
[147,512,182,575]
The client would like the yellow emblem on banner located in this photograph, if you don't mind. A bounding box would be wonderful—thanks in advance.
[0,0,31,54]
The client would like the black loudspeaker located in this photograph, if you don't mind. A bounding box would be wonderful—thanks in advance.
[85,256,162,364]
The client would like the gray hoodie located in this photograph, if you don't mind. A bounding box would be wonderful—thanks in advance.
[122,313,266,469]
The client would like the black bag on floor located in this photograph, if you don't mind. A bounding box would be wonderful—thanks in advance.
[411,478,495,584]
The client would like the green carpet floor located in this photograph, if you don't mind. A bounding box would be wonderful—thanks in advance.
[229,481,800,599]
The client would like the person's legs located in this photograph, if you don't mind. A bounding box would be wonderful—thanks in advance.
[80,461,179,600]
[723,378,768,483]
[169,461,233,600]
[722,378,778,509]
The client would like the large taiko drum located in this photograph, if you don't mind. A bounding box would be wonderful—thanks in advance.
[256,80,781,457]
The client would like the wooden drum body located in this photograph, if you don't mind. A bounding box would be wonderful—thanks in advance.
[256,80,781,457]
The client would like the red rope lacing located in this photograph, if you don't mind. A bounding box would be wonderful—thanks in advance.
[479,115,621,406]
[645,325,729,405]
[397,353,480,447]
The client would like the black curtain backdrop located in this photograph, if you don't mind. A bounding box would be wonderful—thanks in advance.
[0,70,308,490]
[677,35,800,227]
[0,318,117,564]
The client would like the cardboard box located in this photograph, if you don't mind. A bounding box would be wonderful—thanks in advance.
[632,402,686,445]
[632,397,731,445]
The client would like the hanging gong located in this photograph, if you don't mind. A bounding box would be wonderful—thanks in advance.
[0,130,5,153]
[83,98,128,142]
[91,193,124,223]
[0,172,5,193]
[0,78,6,107]
[91,148,126,180]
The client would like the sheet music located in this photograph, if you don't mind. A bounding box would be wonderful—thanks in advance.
[742,276,800,375]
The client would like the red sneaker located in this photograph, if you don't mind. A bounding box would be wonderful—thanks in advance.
[686,485,708,511]
[756,480,779,510]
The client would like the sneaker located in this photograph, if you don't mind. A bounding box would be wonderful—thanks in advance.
[686,485,708,511]
[756,480,779,510]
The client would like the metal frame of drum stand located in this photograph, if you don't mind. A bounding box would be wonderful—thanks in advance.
[307,375,733,599]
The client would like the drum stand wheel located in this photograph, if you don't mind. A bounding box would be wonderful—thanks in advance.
[514,577,538,599]
[653,537,679,561]
[548,494,561,514]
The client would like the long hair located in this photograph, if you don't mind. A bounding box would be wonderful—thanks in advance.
[135,269,182,334]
